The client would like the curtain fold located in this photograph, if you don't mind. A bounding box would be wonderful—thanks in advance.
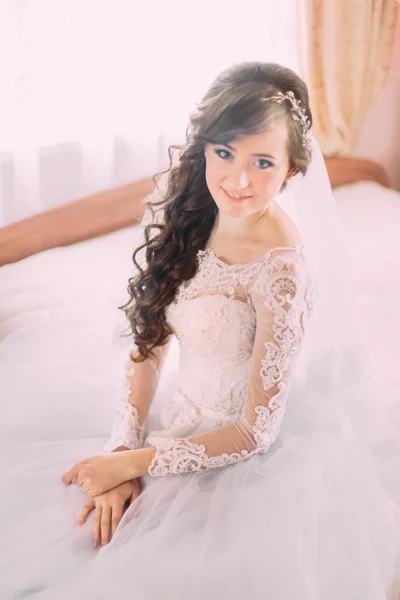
[299,0,399,156]
[0,0,301,226]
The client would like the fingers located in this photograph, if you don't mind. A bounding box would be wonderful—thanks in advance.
[129,484,141,505]
[111,505,124,538]
[101,505,112,546]
[62,464,78,485]
[77,485,139,548]
[93,505,102,549]
[127,486,141,522]
[78,499,95,526]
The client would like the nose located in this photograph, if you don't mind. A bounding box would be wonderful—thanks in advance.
[239,170,249,188]
[226,167,249,190]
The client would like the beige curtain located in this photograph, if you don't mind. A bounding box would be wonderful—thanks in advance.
[299,0,399,156]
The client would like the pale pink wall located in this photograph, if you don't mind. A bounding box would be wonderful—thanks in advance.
[352,76,400,191]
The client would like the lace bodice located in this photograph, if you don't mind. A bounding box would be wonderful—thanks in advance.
[105,245,315,477]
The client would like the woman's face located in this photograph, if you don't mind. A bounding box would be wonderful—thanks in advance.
[204,124,292,218]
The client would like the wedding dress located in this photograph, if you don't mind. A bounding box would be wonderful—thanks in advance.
[1,138,400,599]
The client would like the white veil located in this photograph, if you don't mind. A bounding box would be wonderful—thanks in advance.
[138,135,400,458]
[277,136,400,457]
[24,132,400,600]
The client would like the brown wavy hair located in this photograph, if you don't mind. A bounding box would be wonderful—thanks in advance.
[119,61,313,362]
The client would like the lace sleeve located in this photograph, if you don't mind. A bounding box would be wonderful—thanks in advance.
[104,338,172,452]
[104,151,182,452]
[146,251,313,476]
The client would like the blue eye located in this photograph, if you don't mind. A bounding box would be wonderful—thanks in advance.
[214,149,232,160]
[213,148,273,170]
[255,159,273,170]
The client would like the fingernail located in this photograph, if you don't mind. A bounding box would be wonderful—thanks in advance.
[93,541,98,548]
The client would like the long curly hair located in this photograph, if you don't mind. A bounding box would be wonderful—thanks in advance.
[119,61,313,362]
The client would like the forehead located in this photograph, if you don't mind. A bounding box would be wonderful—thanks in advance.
[228,124,289,157]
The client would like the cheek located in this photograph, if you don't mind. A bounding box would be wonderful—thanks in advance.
[205,160,223,188]
[204,158,285,207]
[251,172,282,203]
[260,167,289,195]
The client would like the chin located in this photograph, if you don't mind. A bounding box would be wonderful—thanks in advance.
[213,190,249,212]
[218,203,252,218]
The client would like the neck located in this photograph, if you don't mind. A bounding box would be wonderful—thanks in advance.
[213,202,276,239]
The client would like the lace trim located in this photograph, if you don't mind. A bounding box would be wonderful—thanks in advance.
[250,259,303,448]
[104,352,145,452]
[176,246,305,304]
[147,436,263,476]
[148,255,309,477]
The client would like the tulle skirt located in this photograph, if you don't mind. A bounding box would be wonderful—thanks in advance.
[1,367,400,600]
[1,210,400,599]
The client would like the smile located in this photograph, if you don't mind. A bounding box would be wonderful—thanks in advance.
[222,188,252,201]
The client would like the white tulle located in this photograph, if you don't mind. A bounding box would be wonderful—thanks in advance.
[147,246,315,477]
[1,138,400,599]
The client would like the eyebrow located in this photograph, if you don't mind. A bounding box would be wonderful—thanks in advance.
[216,142,277,161]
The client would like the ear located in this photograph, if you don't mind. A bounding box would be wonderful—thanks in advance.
[283,171,292,183]
[285,166,298,181]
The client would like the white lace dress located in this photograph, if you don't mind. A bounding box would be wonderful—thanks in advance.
[105,245,315,474]
[2,245,400,600]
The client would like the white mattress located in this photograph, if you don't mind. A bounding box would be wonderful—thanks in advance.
[334,181,400,420]
[0,180,399,442]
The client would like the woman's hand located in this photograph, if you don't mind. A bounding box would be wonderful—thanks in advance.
[78,479,142,548]
[62,451,135,497]
[62,447,156,497]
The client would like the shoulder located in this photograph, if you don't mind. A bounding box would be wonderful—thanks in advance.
[259,247,307,280]
[246,201,303,261]
[249,248,310,309]
[264,200,303,250]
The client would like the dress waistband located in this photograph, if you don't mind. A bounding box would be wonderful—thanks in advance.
[176,389,237,422]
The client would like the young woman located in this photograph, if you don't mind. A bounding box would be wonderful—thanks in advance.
[3,62,400,599]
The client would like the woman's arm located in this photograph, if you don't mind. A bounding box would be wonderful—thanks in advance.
[62,341,173,497]
[104,336,173,454]
[0,177,155,266]
[129,251,313,479]
[62,251,313,493]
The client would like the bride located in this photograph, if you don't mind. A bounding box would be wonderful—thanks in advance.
[2,61,400,599]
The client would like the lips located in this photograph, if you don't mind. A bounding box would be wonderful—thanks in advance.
[222,187,252,201]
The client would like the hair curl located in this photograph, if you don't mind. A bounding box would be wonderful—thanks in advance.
[119,62,313,362]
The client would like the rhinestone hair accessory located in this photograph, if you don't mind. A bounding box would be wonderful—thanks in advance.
[260,90,312,155]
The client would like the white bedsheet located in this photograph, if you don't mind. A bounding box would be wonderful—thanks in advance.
[0,224,177,447]
[0,182,400,599]
[0,180,399,441]
[334,182,400,421]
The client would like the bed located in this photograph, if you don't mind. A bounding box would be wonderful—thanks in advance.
[0,172,399,442]
[0,168,399,596]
